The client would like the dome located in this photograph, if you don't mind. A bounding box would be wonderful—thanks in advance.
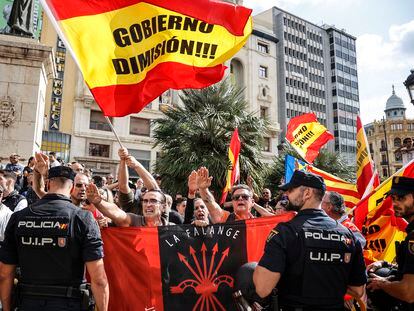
[385,85,405,111]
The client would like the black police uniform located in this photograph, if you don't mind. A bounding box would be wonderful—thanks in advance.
[258,208,367,311]
[2,190,26,211]
[0,191,103,311]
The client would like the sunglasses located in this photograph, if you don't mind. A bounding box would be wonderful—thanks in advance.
[232,194,251,201]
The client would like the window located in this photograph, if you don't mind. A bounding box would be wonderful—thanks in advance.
[130,117,151,136]
[257,42,269,54]
[394,138,401,148]
[382,168,388,177]
[259,66,268,78]
[89,110,112,131]
[89,143,110,158]
[260,106,268,119]
[395,152,402,162]
[262,137,271,152]
[127,150,151,175]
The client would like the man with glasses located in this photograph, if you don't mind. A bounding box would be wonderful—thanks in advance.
[253,170,366,311]
[367,176,414,308]
[197,167,254,224]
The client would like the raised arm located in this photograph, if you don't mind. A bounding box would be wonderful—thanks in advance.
[125,155,159,190]
[184,170,197,224]
[196,167,224,224]
[32,152,49,198]
[86,184,132,227]
[117,148,130,195]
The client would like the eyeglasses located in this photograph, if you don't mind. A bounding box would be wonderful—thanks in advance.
[232,194,251,201]
[142,198,162,205]
[75,183,88,188]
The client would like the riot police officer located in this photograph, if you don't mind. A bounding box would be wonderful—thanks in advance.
[0,166,109,311]
[253,170,367,311]
[367,176,414,309]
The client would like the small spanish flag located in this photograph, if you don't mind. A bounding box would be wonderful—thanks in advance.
[285,113,334,164]
[41,0,252,116]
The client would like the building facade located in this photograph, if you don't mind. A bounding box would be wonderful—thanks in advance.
[256,7,360,164]
[365,87,414,179]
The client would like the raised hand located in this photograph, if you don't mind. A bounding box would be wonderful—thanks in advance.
[196,167,213,190]
[86,184,102,205]
[118,148,129,161]
[34,152,49,176]
[188,170,198,194]
[125,155,139,169]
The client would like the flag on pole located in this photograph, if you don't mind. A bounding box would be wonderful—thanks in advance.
[285,113,334,164]
[285,155,360,208]
[220,128,241,204]
[41,0,252,117]
[102,214,295,310]
[356,116,380,198]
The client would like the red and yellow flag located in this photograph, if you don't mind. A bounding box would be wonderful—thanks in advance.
[356,116,380,198]
[354,159,414,229]
[41,0,252,116]
[286,113,334,164]
[220,128,241,204]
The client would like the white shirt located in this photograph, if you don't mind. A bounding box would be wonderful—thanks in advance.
[0,204,12,241]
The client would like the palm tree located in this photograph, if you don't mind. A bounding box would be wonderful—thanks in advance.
[264,143,356,192]
[153,79,270,197]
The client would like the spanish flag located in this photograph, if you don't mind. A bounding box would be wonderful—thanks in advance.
[356,116,380,198]
[41,0,252,116]
[220,128,241,204]
[285,113,334,164]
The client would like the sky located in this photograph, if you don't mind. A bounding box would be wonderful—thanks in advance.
[243,0,414,125]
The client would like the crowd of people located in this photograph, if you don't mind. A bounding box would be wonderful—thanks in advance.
[0,149,412,310]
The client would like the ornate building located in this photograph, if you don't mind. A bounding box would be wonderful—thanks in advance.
[365,86,414,179]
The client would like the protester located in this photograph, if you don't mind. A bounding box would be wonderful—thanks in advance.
[21,156,35,193]
[0,170,27,212]
[183,170,209,226]
[70,162,84,174]
[322,191,366,247]
[253,170,366,310]
[197,166,254,223]
[367,176,414,308]
[0,186,12,242]
[5,153,24,190]
[0,166,109,311]
[48,151,61,168]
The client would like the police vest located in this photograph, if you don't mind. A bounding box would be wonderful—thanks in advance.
[278,219,357,307]
[3,191,25,211]
[15,201,84,286]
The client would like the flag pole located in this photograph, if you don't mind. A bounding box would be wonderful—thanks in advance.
[105,117,124,148]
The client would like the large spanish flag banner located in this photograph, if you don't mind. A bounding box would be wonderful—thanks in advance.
[356,116,380,198]
[101,214,294,310]
[41,0,252,117]
[220,128,241,204]
[285,155,360,208]
[285,113,334,164]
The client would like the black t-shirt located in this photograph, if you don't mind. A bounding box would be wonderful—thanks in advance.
[259,208,367,309]
[398,221,414,275]
[0,193,103,285]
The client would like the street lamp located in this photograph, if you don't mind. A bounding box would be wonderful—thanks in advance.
[404,69,414,105]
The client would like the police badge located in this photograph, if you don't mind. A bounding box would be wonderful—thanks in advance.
[58,237,67,247]
[0,96,16,127]
[344,252,351,263]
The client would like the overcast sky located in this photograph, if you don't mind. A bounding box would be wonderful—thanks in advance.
[243,0,414,125]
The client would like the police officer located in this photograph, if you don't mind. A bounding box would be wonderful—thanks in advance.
[253,170,367,311]
[0,166,109,311]
[367,176,414,308]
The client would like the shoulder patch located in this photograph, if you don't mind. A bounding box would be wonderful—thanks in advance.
[408,240,414,255]
[266,229,279,242]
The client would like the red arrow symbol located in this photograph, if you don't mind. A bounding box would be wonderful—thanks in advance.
[209,248,229,282]
[207,243,218,279]
[189,246,204,280]
[177,252,202,283]
[201,243,207,278]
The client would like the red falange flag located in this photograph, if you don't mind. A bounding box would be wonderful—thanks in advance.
[220,128,241,204]
[286,113,334,163]
[40,0,252,116]
[356,116,380,198]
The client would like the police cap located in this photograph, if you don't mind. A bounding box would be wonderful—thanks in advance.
[279,170,326,191]
[48,166,76,181]
[386,176,414,196]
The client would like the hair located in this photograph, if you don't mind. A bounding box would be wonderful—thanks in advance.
[310,188,325,202]
[328,191,345,215]
[145,189,166,204]
[92,175,104,188]
[49,177,73,188]
[230,184,253,197]
[0,170,17,183]
[27,156,34,165]
[49,151,56,156]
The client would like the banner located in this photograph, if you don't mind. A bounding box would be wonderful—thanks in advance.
[220,128,241,204]
[285,155,360,208]
[285,113,333,164]
[41,0,252,117]
[356,116,380,198]
[102,213,295,310]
